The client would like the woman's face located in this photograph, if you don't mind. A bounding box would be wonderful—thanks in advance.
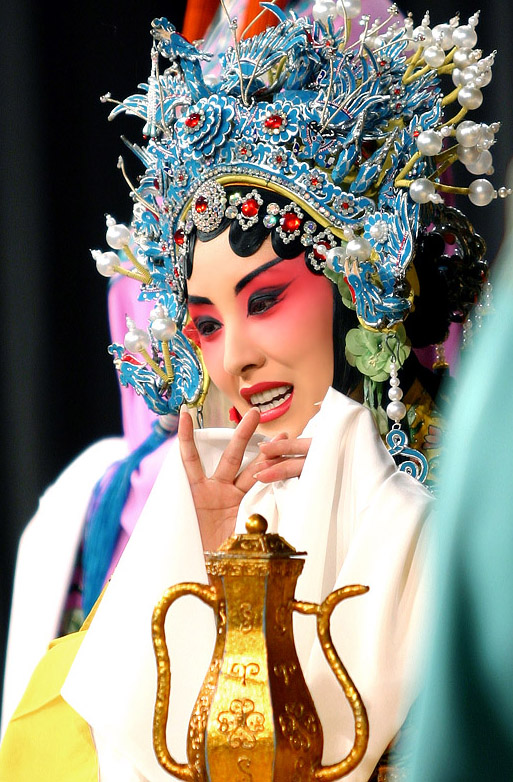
[188,229,334,437]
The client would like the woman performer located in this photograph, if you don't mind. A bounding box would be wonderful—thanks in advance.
[0,2,506,780]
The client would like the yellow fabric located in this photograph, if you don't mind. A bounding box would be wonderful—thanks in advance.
[0,629,98,782]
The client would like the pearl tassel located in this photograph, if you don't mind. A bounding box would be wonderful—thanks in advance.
[386,358,407,425]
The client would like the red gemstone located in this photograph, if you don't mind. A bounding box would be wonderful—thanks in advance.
[195,196,208,214]
[264,114,284,130]
[241,198,259,218]
[185,112,201,128]
[153,179,160,190]
[240,147,248,155]
[174,229,185,246]
[311,177,320,186]
[276,155,283,164]
[281,212,301,232]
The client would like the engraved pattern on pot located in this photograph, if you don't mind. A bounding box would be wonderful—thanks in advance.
[217,698,265,749]
[229,662,261,686]
[236,755,253,781]
[274,604,288,635]
[273,662,297,686]
[237,601,255,633]
[279,702,319,752]
[292,757,309,782]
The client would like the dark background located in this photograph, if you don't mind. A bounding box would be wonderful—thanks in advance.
[1,0,512,713]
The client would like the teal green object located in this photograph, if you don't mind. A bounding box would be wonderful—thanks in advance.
[407,238,513,780]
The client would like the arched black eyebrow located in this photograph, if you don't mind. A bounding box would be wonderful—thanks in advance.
[234,256,284,295]
[188,257,285,307]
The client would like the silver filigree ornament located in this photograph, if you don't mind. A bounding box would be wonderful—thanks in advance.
[190,179,228,233]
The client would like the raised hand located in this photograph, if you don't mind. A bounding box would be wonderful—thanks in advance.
[179,408,311,551]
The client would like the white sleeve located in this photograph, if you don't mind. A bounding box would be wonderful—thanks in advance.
[1,437,127,736]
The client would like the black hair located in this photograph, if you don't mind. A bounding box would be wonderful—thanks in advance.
[185,185,360,395]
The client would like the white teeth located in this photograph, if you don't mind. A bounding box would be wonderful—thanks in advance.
[250,385,290,406]
[248,387,292,413]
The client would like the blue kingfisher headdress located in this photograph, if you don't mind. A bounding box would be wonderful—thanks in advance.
[92,2,508,418]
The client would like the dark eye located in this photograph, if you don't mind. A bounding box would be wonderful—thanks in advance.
[247,284,289,316]
[194,317,222,338]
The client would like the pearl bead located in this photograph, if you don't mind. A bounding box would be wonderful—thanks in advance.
[451,67,464,87]
[390,377,400,387]
[325,246,346,271]
[313,1,334,23]
[388,386,403,401]
[468,179,496,206]
[465,149,493,176]
[336,0,361,19]
[149,304,166,321]
[313,243,328,258]
[457,143,481,165]
[412,25,433,48]
[423,45,445,68]
[92,250,118,277]
[452,24,478,49]
[455,120,482,147]
[475,68,492,88]
[432,23,454,50]
[346,237,372,261]
[453,48,475,69]
[458,86,483,110]
[106,222,131,250]
[459,65,479,86]
[151,318,177,342]
[409,178,435,204]
[498,187,512,199]
[416,130,443,156]
[124,328,151,353]
[386,400,406,422]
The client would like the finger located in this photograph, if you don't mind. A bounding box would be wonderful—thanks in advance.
[253,456,307,484]
[234,456,285,494]
[214,408,261,483]
[258,437,312,460]
[178,409,205,485]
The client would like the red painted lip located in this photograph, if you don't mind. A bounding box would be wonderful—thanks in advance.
[240,382,294,424]
[240,381,292,402]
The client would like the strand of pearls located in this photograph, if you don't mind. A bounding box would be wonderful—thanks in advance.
[386,359,406,426]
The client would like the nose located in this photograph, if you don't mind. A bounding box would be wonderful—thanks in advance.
[223,322,265,378]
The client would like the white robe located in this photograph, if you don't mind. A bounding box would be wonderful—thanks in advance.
[62,388,432,782]
[1,437,127,737]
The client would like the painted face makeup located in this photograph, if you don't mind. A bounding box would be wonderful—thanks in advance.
[188,230,334,438]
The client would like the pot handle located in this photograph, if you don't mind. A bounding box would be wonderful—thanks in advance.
[152,581,219,781]
[293,584,370,781]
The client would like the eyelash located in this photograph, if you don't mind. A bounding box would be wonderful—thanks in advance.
[193,284,289,339]
[194,317,222,338]
[247,285,288,316]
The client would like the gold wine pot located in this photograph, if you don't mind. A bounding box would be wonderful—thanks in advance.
[152,514,369,781]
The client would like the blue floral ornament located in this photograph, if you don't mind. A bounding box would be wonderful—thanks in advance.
[364,212,394,253]
[176,96,235,160]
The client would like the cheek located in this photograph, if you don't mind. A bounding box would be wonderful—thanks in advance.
[268,274,333,358]
[198,337,228,389]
